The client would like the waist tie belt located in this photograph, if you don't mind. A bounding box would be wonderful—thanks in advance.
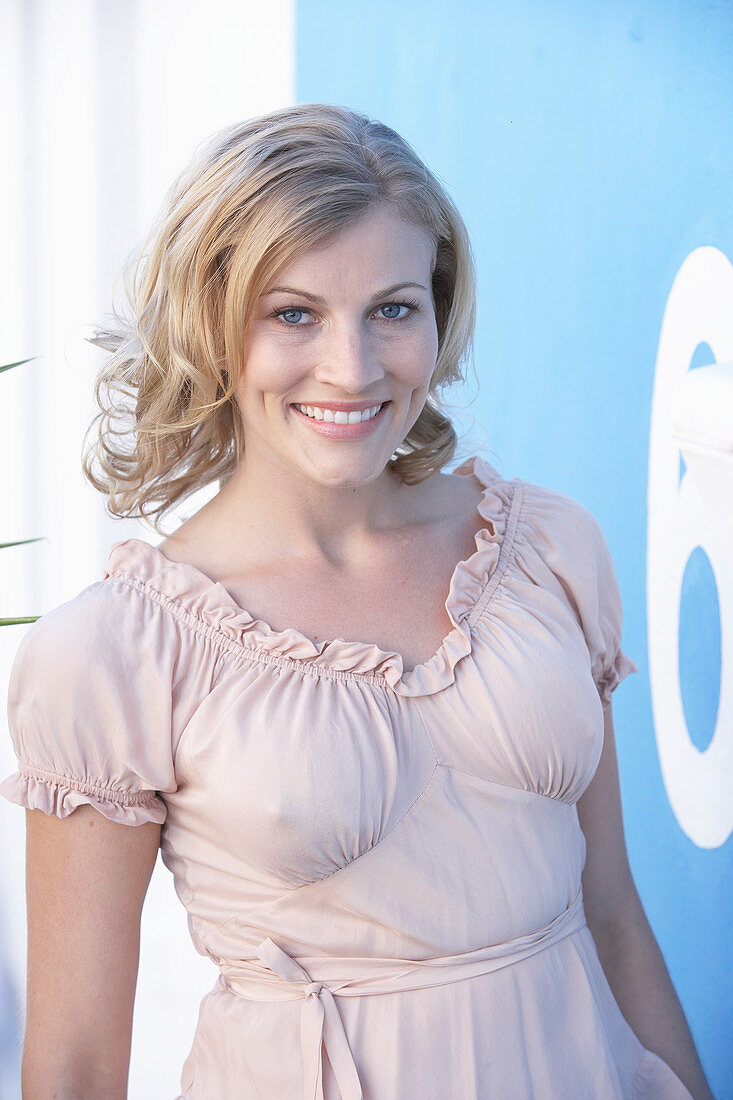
[220,888,587,1100]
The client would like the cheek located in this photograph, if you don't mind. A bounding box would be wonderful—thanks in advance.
[239,339,308,397]
[399,325,440,387]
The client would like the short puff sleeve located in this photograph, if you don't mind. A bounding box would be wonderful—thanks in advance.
[0,578,179,825]
[518,482,639,709]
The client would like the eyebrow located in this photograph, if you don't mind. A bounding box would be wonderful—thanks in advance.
[261,281,430,304]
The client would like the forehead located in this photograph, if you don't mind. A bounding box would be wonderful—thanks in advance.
[266,207,436,290]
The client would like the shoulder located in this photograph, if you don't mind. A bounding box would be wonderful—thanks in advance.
[514,475,610,560]
[430,469,489,523]
[21,572,156,639]
[448,452,609,552]
[6,573,186,768]
[11,572,183,696]
[511,476,636,690]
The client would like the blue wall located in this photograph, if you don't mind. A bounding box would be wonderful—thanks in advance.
[297,2,733,1094]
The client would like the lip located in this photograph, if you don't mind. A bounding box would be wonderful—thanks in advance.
[291,400,389,439]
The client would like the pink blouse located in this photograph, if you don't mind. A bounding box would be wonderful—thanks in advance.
[1,456,693,1099]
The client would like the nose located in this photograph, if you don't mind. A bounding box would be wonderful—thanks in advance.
[311,320,385,395]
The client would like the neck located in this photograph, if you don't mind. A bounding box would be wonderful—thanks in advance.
[212,450,413,570]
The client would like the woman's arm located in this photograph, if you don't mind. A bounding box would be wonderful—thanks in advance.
[577,704,714,1100]
[22,803,160,1099]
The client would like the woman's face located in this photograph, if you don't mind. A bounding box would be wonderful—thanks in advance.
[233,204,440,490]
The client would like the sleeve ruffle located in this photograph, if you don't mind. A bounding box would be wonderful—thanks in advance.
[593,647,639,710]
[0,767,167,825]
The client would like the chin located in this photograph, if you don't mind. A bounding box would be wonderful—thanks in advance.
[297,454,388,489]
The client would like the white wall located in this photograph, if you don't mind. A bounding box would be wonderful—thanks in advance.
[0,1,294,1095]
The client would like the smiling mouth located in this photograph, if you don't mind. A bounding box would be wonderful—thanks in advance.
[292,402,385,424]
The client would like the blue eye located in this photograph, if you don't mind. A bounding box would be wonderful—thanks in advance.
[276,307,309,325]
[377,299,420,320]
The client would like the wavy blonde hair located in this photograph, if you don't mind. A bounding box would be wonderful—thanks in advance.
[83,103,477,528]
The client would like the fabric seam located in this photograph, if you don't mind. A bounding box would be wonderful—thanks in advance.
[468,478,523,628]
[412,698,440,766]
[106,573,386,686]
[439,761,576,808]
[14,762,160,805]
[287,757,440,893]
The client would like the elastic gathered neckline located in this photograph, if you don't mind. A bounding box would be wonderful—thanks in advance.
[105,456,521,697]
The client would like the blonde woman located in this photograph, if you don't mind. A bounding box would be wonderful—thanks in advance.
[1,104,712,1099]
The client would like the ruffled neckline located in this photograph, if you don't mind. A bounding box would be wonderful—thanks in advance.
[105,456,520,698]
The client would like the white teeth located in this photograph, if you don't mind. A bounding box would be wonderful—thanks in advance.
[294,403,383,423]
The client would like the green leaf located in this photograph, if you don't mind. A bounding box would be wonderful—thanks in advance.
[0,358,35,374]
[2,357,43,621]
[0,538,44,550]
